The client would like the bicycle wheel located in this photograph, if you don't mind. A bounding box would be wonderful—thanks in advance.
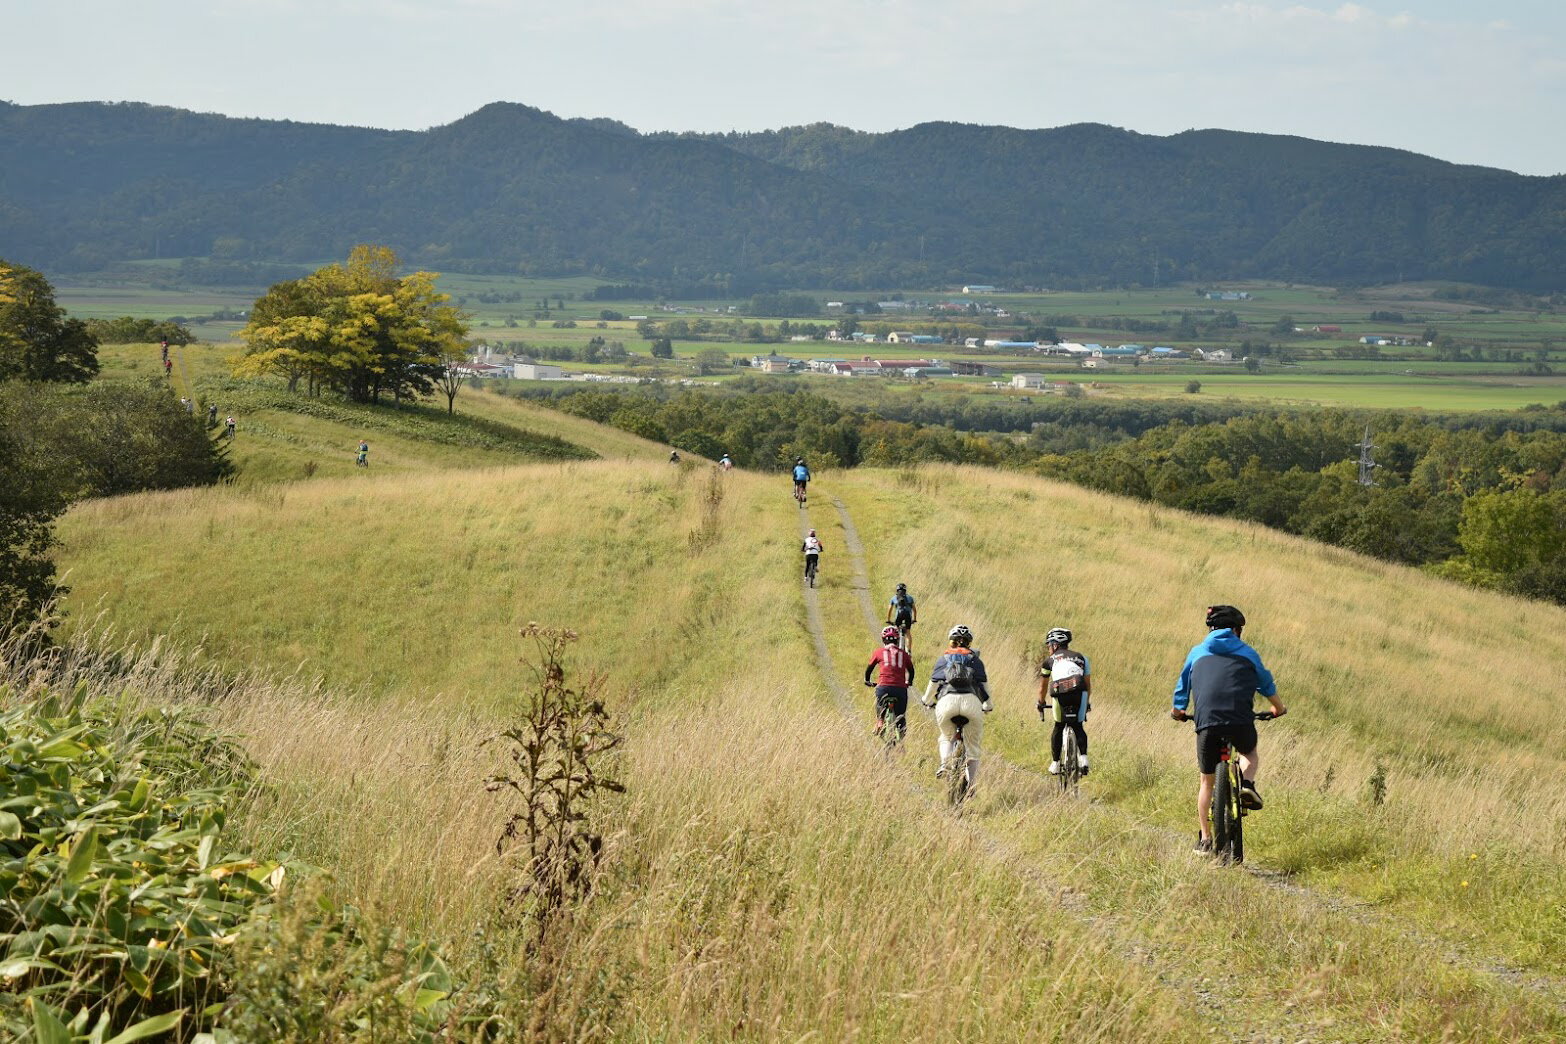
[1060,727,1079,796]
[1229,763,1245,864]
[947,733,968,808]
[1212,760,1236,862]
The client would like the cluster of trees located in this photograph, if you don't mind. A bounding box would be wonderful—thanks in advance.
[235,246,467,404]
[1,260,230,630]
[1037,411,1566,604]
[83,316,193,345]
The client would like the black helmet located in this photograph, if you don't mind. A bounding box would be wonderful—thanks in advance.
[1205,605,1246,630]
[896,583,907,593]
[796,457,806,465]
[1045,627,1072,646]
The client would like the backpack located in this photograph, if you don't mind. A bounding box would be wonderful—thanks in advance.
[943,651,978,693]
[1046,651,1088,696]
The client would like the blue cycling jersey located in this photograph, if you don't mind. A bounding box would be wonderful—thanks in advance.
[793,465,811,482]
[1172,628,1276,731]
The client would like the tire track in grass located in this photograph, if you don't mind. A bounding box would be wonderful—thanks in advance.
[828,489,1566,1020]
[800,499,1296,1039]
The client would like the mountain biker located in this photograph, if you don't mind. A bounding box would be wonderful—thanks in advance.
[225,416,236,439]
[886,583,917,638]
[865,625,916,741]
[669,450,681,464]
[718,453,734,472]
[792,458,811,500]
[356,439,369,468]
[1037,627,1091,776]
[801,528,823,581]
[921,625,993,791]
[1170,605,1287,853]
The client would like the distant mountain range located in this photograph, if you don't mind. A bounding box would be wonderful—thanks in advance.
[3,100,1564,293]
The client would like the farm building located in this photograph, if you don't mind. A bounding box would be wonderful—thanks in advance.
[903,366,955,378]
[962,285,999,294]
[513,363,564,380]
[1012,373,1048,389]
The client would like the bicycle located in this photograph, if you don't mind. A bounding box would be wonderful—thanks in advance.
[942,715,970,808]
[1199,711,1276,865]
[869,684,905,756]
[804,555,819,588]
[794,481,808,508]
[896,619,913,653]
[1052,701,1085,797]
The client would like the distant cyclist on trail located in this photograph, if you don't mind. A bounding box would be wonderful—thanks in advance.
[886,583,917,639]
[718,453,734,472]
[669,450,681,465]
[356,439,369,468]
[1171,605,1287,853]
[865,625,915,742]
[792,458,811,505]
[801,529,823,581]
[1037,627,1091,777]
[921,625,993,791]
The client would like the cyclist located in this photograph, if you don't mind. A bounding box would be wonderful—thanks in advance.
[718,453,734,472]
[356,439,369,468]
[864,625,915,741]
[669,450,681,465]
[886,583,917,642]
[921,625,993,790]
[224,416,236,439]
[1037,627,1091,776]
[792,458,811,503]
[1170,605,1287,853]
[801,528,823,582]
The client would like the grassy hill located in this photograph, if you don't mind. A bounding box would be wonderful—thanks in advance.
[51,426,1566,1037]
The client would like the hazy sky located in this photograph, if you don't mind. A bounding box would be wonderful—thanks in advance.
[4,0,1564,175]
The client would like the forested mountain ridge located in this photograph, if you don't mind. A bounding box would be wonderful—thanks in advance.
[3,99,1565,291]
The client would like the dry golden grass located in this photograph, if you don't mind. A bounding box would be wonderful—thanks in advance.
[45,454,1566,1037]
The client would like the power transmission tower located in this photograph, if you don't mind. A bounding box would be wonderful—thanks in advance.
[1356,423,1380,487]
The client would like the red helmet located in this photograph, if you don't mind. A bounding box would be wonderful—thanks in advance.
[881,626,901,644]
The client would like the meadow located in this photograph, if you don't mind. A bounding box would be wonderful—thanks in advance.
[52,446,1566,1038]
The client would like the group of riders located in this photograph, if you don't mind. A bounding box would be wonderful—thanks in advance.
[861,590,1285,851]
[783,461,1286,855]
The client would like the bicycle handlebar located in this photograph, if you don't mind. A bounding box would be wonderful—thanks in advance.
[1171,709,1282,723]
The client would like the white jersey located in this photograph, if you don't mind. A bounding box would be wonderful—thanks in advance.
[802,537,822,554]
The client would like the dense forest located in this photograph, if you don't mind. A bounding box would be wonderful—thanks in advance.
[515,382,1566,605]
[4,101,1566,292]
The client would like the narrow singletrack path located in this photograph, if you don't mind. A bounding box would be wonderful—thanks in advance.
[821,487,1566,1019]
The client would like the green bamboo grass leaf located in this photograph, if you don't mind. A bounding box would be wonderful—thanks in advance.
[65,825,99,884]
[103,1009,185,1044]
[30,1000,72,1044]
[0,810,20,840]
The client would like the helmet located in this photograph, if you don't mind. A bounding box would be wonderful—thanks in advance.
[808,529,816,536]
[1205,604,1246,630]
[1045,627,1072,646]
[881,626,901,644]
[948,624,973,647]
[796,457,806,465]
[896,582,907,593]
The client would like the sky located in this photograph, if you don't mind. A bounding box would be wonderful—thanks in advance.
[3,0,1565,175]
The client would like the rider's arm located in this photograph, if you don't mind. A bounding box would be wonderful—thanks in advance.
[1036,668,1050,708]
[864,653,879,686]
[1172,654,1194,713]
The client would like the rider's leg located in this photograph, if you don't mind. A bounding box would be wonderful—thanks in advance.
[1071,721,1088,756]
[1050,722,1064,761]
[1196,772,1216,840]
[1238,746,1259,783]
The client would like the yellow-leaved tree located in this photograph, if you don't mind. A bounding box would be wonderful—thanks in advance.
[236,246,466,403]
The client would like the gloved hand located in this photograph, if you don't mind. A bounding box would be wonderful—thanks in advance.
[980,700,993,713]
[1037,702,1049,721]
[920,696,935,709]
[864,681,874,688]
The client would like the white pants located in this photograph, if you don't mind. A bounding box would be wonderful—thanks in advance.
[932,690,986,766]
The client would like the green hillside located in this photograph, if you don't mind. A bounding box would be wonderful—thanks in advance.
[5,100,1566,291]
[51,429,1566,1037]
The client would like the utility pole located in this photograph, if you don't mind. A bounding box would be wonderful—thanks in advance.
[1356,423,1380,487]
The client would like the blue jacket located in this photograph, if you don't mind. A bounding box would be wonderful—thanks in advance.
[793,464,811,482]
[1173,629,1275,731]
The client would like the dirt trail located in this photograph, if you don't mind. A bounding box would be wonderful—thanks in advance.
[819,490,1566,1020]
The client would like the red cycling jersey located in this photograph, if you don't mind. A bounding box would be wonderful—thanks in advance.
[867,645,914,687]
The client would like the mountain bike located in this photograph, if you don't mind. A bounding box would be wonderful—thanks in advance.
[1206,712,1276,865]
[943,715,970,808]
[870,684,906,756]
[803,554,819,588]
[896,619,913,653]
[794,481,808,508]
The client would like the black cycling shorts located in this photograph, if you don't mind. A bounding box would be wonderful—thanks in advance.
[1196,723,1258,775]
[893,609,914,628]
[875,685,909,724]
